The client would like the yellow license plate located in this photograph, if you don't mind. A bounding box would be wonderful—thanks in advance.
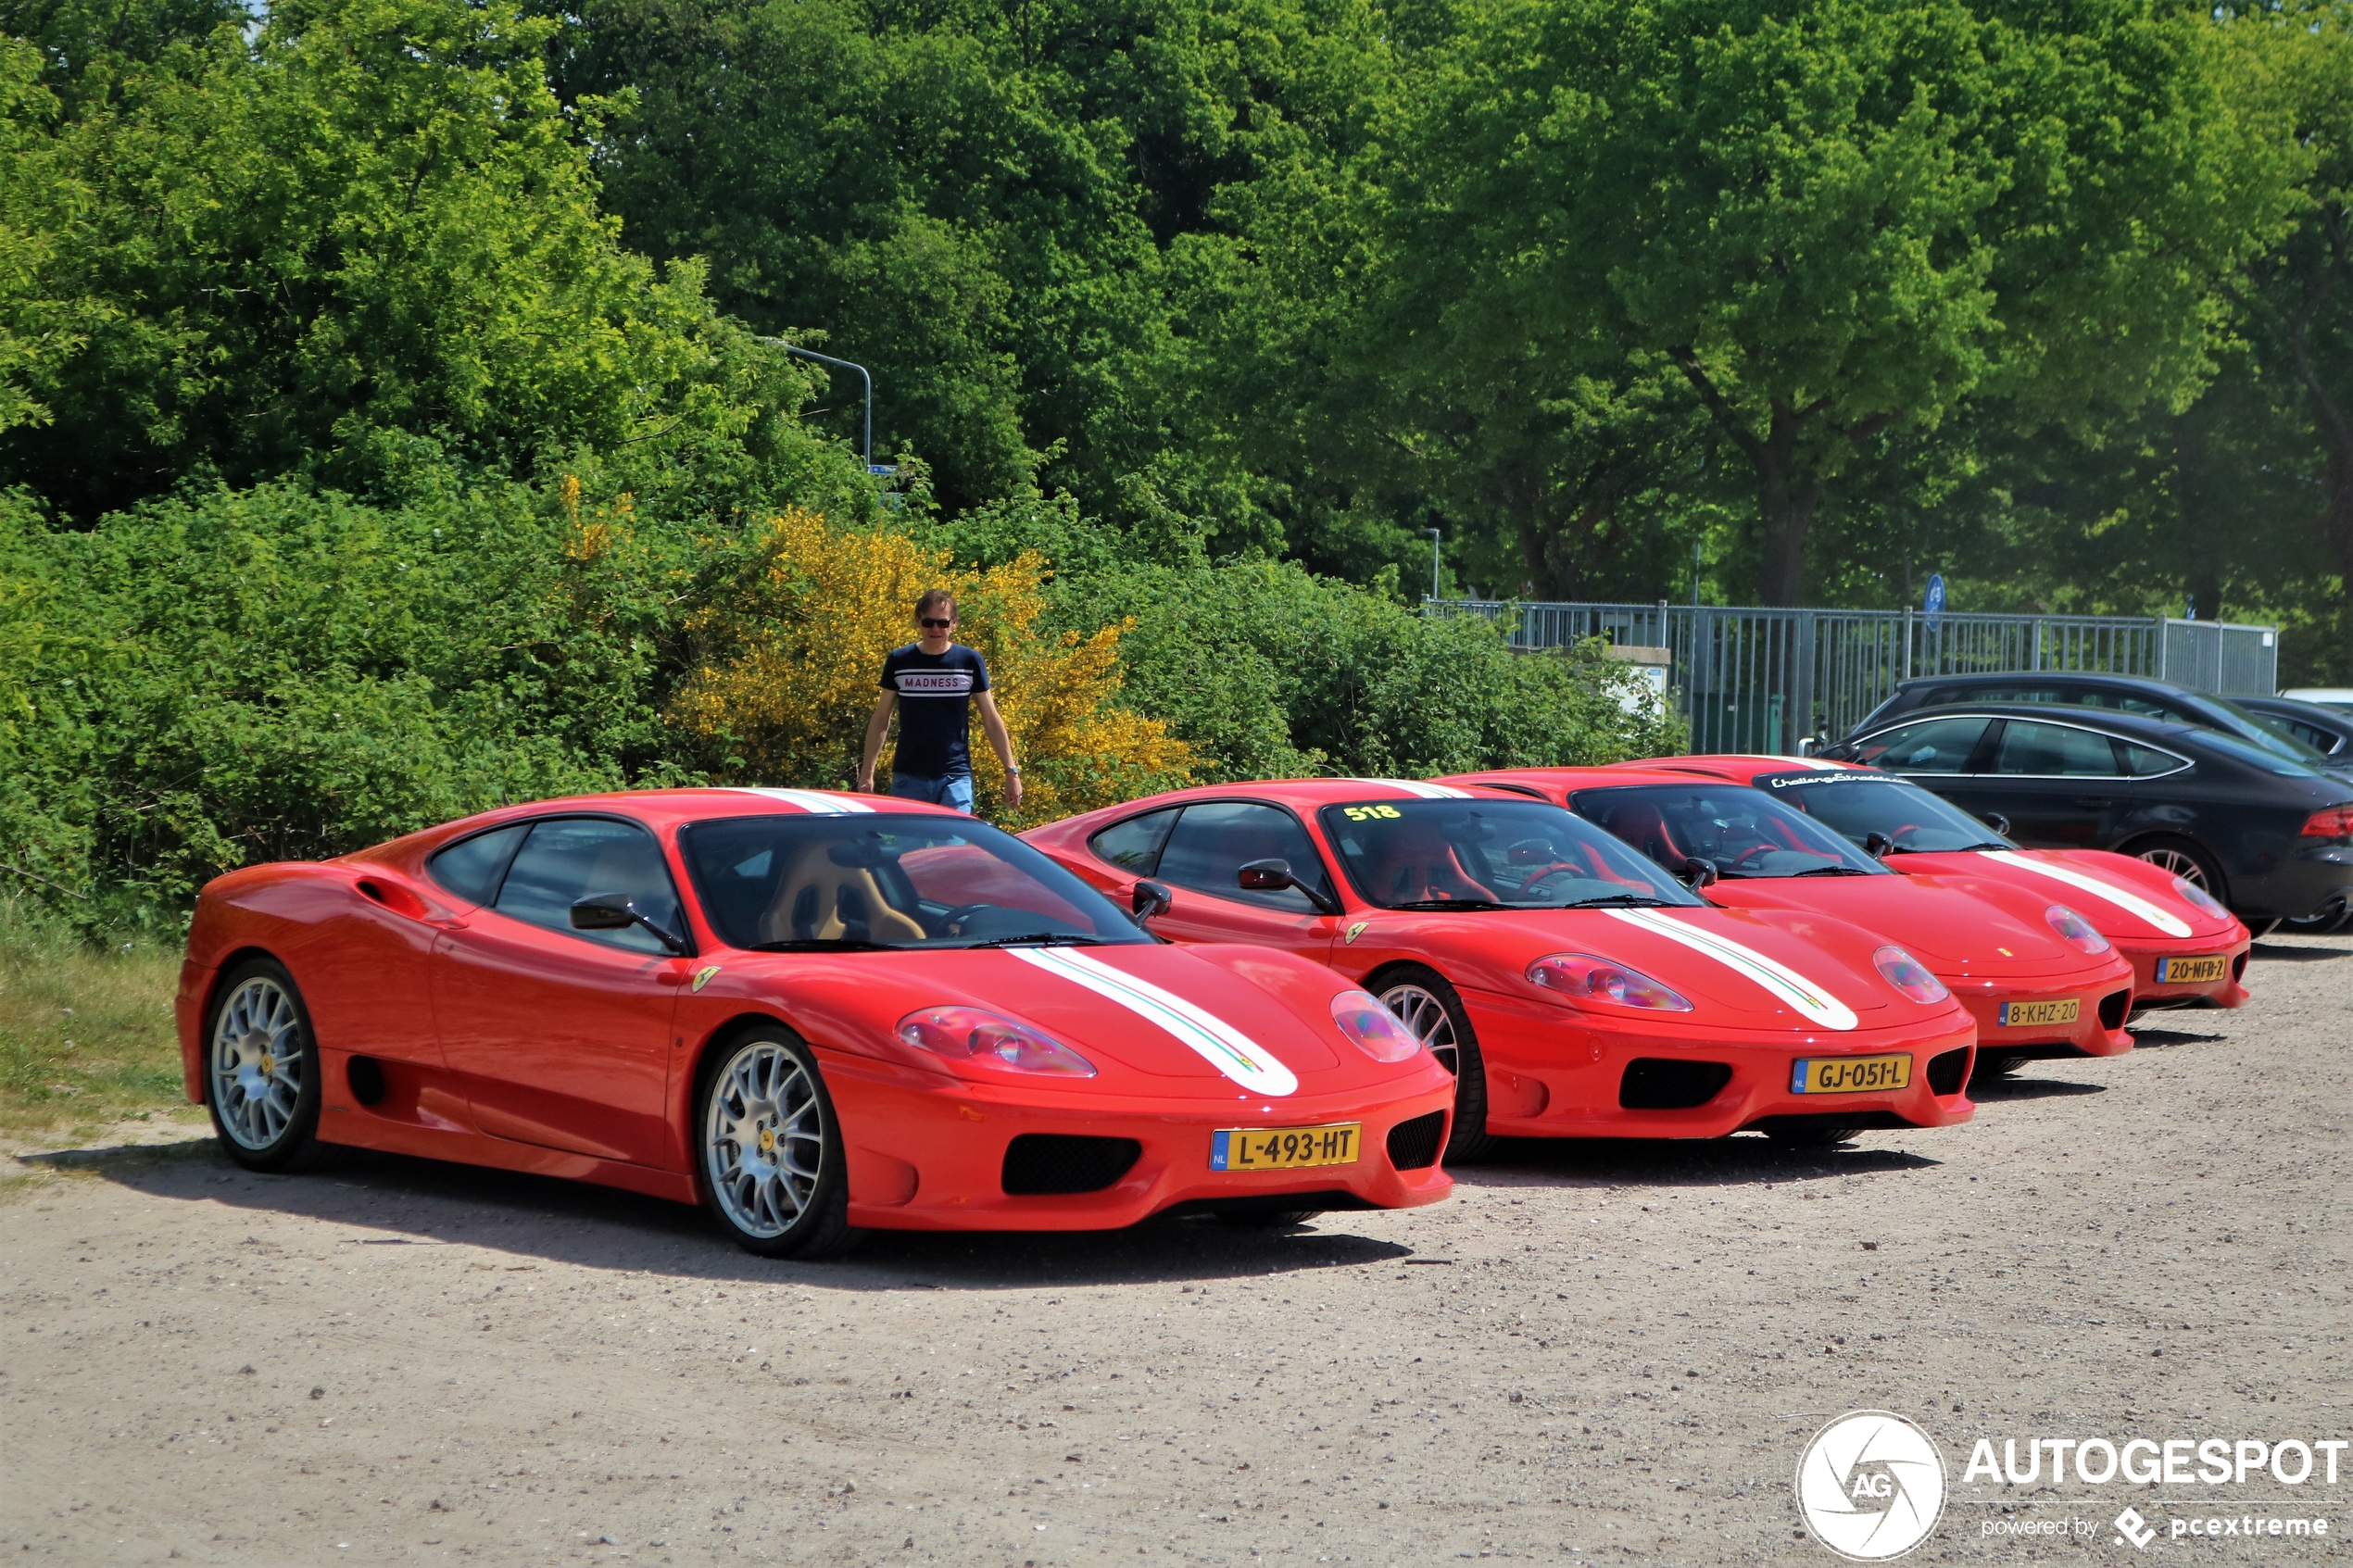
[1790,1054,1912,1095]
[1210,1123,1362,1171]
[2156,955,2227,985]
[1998,997,2081,1028]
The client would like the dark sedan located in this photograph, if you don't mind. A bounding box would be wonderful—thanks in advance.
[2235,695,2353,765]
[1817,705,2353,927]
[1849,672,2350,778]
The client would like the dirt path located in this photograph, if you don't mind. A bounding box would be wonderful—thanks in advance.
[4,935,2347,1567]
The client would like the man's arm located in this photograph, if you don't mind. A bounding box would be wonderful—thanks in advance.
[855,691,896,793]
[974,689,1024,811]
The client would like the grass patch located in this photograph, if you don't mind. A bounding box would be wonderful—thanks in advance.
[0,901,190,1139]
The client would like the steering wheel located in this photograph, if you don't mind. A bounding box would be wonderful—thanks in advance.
[1730,845,1780,871]
[937,902,992,935]
[1515,862,1584,898]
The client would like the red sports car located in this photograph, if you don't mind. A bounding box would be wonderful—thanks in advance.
[176,788,1455,1257]
[1621,756,2252,1014]
[1021,781,1977,1158]
[1445,767,2141,1075]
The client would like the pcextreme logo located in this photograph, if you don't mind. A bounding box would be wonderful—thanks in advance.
[1796,1411,1949,1562]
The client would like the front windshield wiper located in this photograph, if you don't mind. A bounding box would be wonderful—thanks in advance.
[1558,893,1680,909]
[1385,898,1514,911]
[1793,865,1873,876]
[957,932,1114,948]
[1887,842,2010,854]
[747,937,902,952]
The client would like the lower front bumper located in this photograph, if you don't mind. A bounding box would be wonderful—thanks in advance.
[2121,934,2252,1014]
[820,1053,1456,1232]
[1950,964,2135,1060]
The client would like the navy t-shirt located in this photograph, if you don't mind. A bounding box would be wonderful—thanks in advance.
[880,643,991,779]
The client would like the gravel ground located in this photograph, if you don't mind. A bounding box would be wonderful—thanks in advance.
[3,934,2347,1567]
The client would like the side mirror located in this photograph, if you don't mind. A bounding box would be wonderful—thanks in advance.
[570,894,686,954]
[1982,813,2011,837]
[1679,856,1718,889]
[1863,831,1894,859]
[1236,858,1340,915]
[1131,880,1174,922]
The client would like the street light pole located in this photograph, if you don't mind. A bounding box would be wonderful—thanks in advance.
[759,337,877,474]
[1426,528,1443,603]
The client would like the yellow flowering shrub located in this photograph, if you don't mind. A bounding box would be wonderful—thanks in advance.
[668,509,1194,823]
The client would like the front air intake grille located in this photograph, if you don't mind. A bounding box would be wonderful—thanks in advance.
[2097,989,2130,1030]
[1618,1059,1733,1110]
[1000,1135,1141,1196]
[2231,951,2247,982]
[1925,1047,1971,1097]
[1385,1111,1447,1171]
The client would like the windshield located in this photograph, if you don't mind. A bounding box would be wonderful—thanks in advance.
[2189,731,2329,779]
[678,814,1151,949]
[1315,799,1702,910]
[1569,784,1893,880]
[1755,770,2013,853]
[2213,698,2334,763]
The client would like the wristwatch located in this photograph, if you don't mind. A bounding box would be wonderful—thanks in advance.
[1004,764,1021,774]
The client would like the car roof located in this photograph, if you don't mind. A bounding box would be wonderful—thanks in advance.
[1893,671,2198,696]
[1448,765,1726,795]
[416,786,967,839]
[1088,778,1535,815]
[1612,755,1877,784]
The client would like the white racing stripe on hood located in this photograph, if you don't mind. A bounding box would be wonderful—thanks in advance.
[1981,850,2193,937]
[1006,947,1299,1096]
[727,788,875,815]
[1356,778,1473,798]
[1604,909,1860,1030]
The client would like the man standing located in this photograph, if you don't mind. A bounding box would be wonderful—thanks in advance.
[856,590,1024,814]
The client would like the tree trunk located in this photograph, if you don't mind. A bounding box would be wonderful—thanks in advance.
[1755,404,1822,607]
[2172,413,2222,622]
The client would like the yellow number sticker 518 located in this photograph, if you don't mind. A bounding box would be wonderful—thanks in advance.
[1342,805,1404,822]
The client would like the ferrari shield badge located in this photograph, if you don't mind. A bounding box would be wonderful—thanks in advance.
[691,964,722,993]
[1344,921,1369,946]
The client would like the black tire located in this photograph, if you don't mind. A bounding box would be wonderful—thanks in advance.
[204,957,324,1173]
[1970,1052,2028,1086]
[695,1026,862,1260]
[2123,834,2230,911]
[1767,1125,1862,1148]
[1372,963,1499,1163]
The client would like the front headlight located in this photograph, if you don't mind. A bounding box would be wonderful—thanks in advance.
[1330,990,1425,1062]
[897,1007,1097,1077]
[2170,875,2229,921]
[1872,945,1949,1005]
[1526,953,1693,1012]
[2044,903,2111,955]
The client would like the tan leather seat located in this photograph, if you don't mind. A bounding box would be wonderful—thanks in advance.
[759,842,927,945]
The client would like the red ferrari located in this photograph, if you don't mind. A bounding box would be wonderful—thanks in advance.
[176,788,1454,1257]
[1445,767,2142,1075]
[1021,781,1977,1158]
[1612,756,2252,1013]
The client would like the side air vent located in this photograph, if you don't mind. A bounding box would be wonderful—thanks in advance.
[2097,989,2130,1030]
[345,1054,387,1107]
[1385,1111,1447,1171]
[1001,1135,1141,1196]
[1618,1059,1732,1110]
[1925,1047,1971,1097]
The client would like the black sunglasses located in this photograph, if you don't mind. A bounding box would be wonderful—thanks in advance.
[920,617,954,630]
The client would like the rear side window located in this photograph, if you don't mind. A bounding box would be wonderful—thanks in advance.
[1851,716,1990,772]
[2119,742,2190,778]
[1991,721,2120,777]
[1154,802,1333,912]
[1949,683,2068,706]
[496,818,684,954]
[2072,688,2194,722]
[1088,808,1180,875]
[426,824,526,905]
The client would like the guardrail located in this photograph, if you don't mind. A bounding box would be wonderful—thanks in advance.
[1428,600,2280,753]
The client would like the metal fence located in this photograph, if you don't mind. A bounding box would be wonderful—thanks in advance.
[1428,600,2281,754]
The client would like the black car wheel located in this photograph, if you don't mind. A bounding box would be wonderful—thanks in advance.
[2124,834,2229,907]
[697,1027,862,1259]
[205,958,324,1173]
[1373,963,1497,1163]
[1766,1125,1862,1148]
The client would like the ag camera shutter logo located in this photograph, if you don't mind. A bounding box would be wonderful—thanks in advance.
[1795,1410,1948,1561]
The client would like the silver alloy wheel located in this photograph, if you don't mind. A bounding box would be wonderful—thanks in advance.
[210,977,305,1150]
[2135,846,2208,887]
[1379,984,1458,1077]
[706,1041,825,1239]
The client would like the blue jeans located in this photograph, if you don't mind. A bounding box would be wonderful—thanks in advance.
[889,772,974,814]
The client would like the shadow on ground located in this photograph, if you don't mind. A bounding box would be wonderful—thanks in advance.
[1447,1133,1938,1192]
[2125,1028,2227,1049]
[2248,942,2351,962]
[19,1138,1416,1290]
[1967,1074,2108,1102]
